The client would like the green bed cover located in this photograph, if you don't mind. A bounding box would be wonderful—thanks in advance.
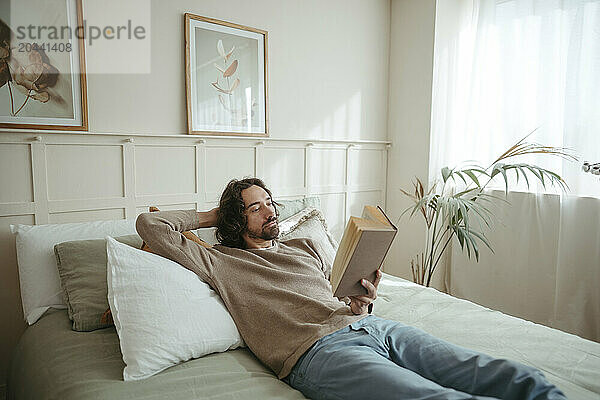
[8,309,305,400]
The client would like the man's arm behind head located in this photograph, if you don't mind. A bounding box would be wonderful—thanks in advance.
[135,209,217,283]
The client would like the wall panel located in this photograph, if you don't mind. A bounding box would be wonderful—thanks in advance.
[349,149,386,189]
[348,190,385,218]
[46,145,124,200]
[310,148,346,189]
[204,147,255,200]
[316,192,346,241]
[48,208,126,224]
[135,146,196,195]
[263,147,305,195]
[0,144,33,203]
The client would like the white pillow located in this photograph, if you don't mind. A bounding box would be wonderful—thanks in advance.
[105,236,244,381]
[10,219,136,324]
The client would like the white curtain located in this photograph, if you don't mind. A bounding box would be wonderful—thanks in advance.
[431,0,600,341]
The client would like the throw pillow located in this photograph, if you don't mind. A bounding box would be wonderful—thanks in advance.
[276,196,321,221]
[279,207,338,279]
[106,237,244,381]
[53,234,142,331]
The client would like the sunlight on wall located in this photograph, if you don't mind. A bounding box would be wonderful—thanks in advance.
[307,91,363,141]
[254,89,385,243]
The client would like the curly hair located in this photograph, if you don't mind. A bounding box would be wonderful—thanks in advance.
[215,178,280,249]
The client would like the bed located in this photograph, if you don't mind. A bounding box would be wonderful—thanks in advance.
[7,203,600,400]
[8,272,600,400]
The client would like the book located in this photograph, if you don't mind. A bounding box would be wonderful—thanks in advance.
[330,205,397,298]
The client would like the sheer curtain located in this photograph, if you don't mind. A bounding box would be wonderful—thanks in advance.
[431,0,600,341]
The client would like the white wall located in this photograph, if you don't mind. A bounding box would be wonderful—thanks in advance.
[384,0,441,287]
[87,0,390,140]
[0,0,391,389]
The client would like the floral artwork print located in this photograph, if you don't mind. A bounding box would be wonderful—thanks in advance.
[0,0,88,131]
[186,14,267,136]
[0,42,59,116]
[211,39,256,127]
[0,0,87,130]
[0,18,74,119]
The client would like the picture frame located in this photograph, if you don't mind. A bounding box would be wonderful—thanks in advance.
[185,14,268,136]
[0,0,88,131]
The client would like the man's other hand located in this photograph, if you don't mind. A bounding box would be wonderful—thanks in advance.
[349,269,382,315]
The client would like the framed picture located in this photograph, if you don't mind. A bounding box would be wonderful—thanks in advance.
[185,14,268,136]
[0,0,88,130]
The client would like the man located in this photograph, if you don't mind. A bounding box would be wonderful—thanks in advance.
[136,177,566,400]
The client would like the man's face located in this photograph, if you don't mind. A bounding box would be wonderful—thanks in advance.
[241,185,279,244]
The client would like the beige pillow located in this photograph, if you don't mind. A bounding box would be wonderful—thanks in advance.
[279,207,337,279]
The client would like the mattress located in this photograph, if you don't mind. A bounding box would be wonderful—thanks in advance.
[9,274,600,400]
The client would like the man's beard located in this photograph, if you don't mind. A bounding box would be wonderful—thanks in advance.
[247,219,279,241]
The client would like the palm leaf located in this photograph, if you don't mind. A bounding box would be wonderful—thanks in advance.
[454,225,491,261]
[516,165,530,188]
[454,187,479,198]
[463,169,482,187]
[467,229,479,260]
[441,167,452,183]
[452,171,469,186]
[491,163,509,193]
[468,229,493,252]
[465,201,493,229]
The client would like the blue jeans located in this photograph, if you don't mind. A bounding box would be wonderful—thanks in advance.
[284,316,566,400]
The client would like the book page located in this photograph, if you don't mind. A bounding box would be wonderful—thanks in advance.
[361,205,393,227]
[331,229,362,292]
[330,218,359,290]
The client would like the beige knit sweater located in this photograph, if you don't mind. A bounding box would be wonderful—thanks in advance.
[136,210,365,379]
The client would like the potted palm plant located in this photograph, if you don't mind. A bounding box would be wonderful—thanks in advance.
[401,134,576,287]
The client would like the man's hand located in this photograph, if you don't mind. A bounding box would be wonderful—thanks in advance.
[349,269,382,315]
[197,207,219,228]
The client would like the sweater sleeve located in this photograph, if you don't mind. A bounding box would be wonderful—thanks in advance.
[135,210,214,283]
[301,238,352,306]
[309,237,334,281]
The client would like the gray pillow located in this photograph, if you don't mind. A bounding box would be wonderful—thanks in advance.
[277,196,321,221]
[54,234,142,331]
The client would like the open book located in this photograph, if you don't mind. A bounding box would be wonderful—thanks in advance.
[330,206,397,297]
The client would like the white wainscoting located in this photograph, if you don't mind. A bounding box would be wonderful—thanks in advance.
[0,130,390,242]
